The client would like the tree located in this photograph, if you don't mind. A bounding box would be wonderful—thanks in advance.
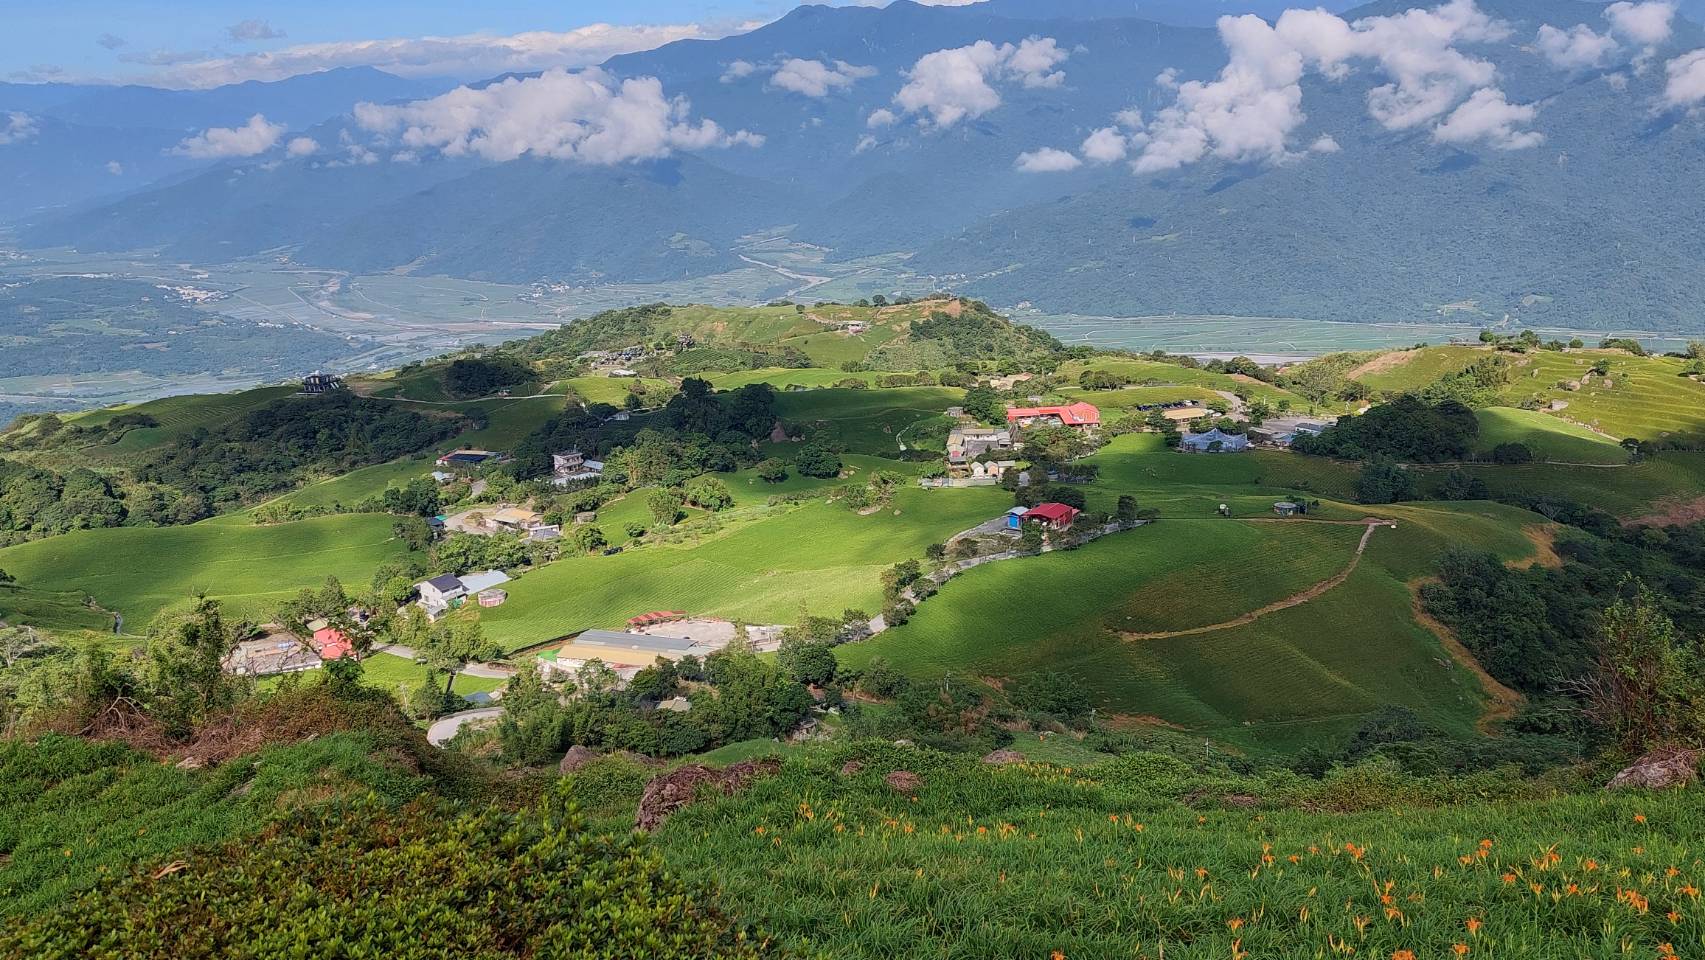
[647,489,684,526]
[1018,523,1045,554]
[1584,582,1704,751]
[683,477,733,511]
[793,443,842,478]
[1116,495,1138,523]
[572,524,609,554]
[755,458,788,483]
[1491,442,1534,465]
[138,597,246,737]
[418,619,502,697]
[0,567,11,585]
[777,637,837,686]
[1356,461,1416,504]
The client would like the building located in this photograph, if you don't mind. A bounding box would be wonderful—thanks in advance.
[553,451,605,485]
[416,574,468,617]
[1024,502,1081,531]
[1005,506,1030,530]
[221,627,321,676]
[967,459,1017,482]
[528,525,562,542]
[430,470,456,484]
[488,507,545,533]
[309,627,355,661]
[1273,501,1300,517]
[301,372,344,395]
[459,570,512,595]
[628,610,687,629]
[609,368,638,378]
[1005,402,1101,432]
[477,589,508,607]
[436,449,501,469]
[1162,407,1211,425]
[1180,428,1250,453]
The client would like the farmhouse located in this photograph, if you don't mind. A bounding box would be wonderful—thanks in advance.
[309,627,355,661]
[300,372,344,395]
[1024,502,1080,531]
[552,450,605,485]
[1180,428,1250,453]
[1006,402,1100,432]
[415,574,467,618]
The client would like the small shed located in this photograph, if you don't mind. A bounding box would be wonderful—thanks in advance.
[1005,506,1030,530]
[1273,501,1300,517]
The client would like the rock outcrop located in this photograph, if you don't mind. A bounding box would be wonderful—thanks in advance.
[635,760,781,830]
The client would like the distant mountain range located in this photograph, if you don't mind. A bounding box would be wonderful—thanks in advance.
[7,0,1705,331]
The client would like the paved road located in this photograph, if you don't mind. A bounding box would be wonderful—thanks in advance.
[427,707,503,746]
[371,646,515,679]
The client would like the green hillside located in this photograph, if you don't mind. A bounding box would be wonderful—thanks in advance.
[1472,407,1628,465]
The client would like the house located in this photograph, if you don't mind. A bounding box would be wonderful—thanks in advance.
[657,696,692,713]
[1005,506,1030,530]
[1273,501,1301,517]
[528,525,562,542]
[609,368,638,378]
[607,410,632,422]
[430,471,456,484]
[844,321,868,335]
[416,574,467,617]
[221,627,321,676]
[301,372,344,395]
[436,449,501,469]
[1025,502,1081,531]
[553,451,605,485]
[1005,402,1101,432]
[1180,428,1250,453]
[309,627,355,661]
[968,459,1017,481]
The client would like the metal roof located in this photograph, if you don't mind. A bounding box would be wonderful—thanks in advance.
[572,630,697,654]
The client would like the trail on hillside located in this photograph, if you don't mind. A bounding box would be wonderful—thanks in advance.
[1120,521,1383,641]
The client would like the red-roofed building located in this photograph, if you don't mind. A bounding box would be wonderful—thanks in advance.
[1005,402,1101,431]
[1024,502,1080,531]
[627,610,687,628]
[309,627,355,661]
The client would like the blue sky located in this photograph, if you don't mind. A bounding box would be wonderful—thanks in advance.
[1,0,877,85]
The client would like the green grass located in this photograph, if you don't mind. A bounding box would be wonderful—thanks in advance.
[775,387,964,455]
[705,369,883,390]
[0,514,412,631]
[1420,453,1705,520]
[1057,385,1222,410]
[476,485,1010,653]
[642,746,1703,960]
[554,375,675,407]
[350,651,503,697]
[249,456,440,514]
[447,395,569,450]
[1350,345,1488,393]
[1473,407,1628,465]
[62,385,299,460]
[1057,358,1313,410]
[0,584,114,632]
[1079,434,1364,518]
[1498,350,1705,443]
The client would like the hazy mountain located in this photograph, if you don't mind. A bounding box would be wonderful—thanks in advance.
[13,0,1705,329]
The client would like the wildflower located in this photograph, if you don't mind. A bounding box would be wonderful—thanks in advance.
[1452,945,1470,956]
[1051,952,1066,960]
[1584,859,1599,872]
[1392,950,1417,960]
[1465,918,1483,935]
[1634,813,1647,824]
[1289,854,1301,864]
[1667,911,1681,924]
[1501,873,1517,884]
[1228,918,1245,931]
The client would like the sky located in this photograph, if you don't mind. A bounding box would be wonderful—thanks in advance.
[0,0,962,86]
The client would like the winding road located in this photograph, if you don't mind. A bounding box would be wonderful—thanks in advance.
[427,707,503,746]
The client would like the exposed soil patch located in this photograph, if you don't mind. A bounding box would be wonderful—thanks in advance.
[1624,495,1705,529]
[1514,524,1563,570]
[1104,713,1190,732]
[1344,351,1416,381]
[1409,576,1524,734]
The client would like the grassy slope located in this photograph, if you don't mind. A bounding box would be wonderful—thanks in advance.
[1499,350,1705,443]
[0,514,411,631]
[477,485,1009,653]
[1350,345,1486,393]
[774,387,965,455]
[1057,358,1313,410]
[1473,407,1628,464]
[647,749,1701,960]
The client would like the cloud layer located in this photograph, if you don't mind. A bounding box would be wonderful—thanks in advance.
[171,113,285,158]
[887,37,1068,128]
[352,67,760,164]
[1534,1,1676,69]
[768,58,877,97]
[0,112,37,145]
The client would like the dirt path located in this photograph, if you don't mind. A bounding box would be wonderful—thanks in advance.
[1121,521,1385,641]
[1408,577,1524,734]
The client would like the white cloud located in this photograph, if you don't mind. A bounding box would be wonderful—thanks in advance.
[1155,67,1180,90]
[721,59,757,83]
[105,160,124,174]
[353,67,760,164]
[0,112,37,145]
[867,108,897,127]
[1662,48,1705,108]
[1015,147,1082,172]
[170,113,284,158]
[1432,87,1543,149]
[1308,134,1341,153]
[226,19,286,43]
[854,134,878,154]
[286,136,320,157]
[1131,0,1535,173]
[769,58,877,97]
[1536,24,1620,69]
[890,37,1068,128]
[138,23,737,89]
[1081,126,1129,163]
[1605,1,1676,47]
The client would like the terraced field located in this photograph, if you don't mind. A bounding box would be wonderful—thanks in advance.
[844,500,1540,754]
[476,485,1009,652]
[1499,350,1705,443]
[1472,407,1628,465]
[0,514,411,632]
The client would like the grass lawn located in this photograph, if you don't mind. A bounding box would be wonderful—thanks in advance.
[0,584,114,632]
[554,375,675,407]
[775,387,965,455]
[1473,407,1628,464]
[247,456,439,514]
[475,485,1010,653]
[0,514,412,632]
[1350,344,1487,393]
[706,369,883,390]
[1079,434,1365,518]
[1056,358,1313,410]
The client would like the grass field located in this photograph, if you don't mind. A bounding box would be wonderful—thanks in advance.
[1499,350,1705,443]
[0,514,412,632]
[1079,434,1364,518]
[553,375,675,407]
[705,368,883,390]
[0,584,113,632]
[1349,345,1487,393]
[843,494,1541,753]
[774,387,964,455]
[1473,407,1628,464]
[1056,358,1313,410]
[62,385,299,460]
[1057,385,1223,411]
[247,456,439,514]
[475,485,1010,652]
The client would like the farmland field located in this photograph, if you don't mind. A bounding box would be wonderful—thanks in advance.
[774,387,964,455]
[1056,358,1313,410]
[1472,407,1628,464]
[0,514,411,631]
[1498,350,1705,443]
[476,485,1009,652]
[1079,434,1364,517]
